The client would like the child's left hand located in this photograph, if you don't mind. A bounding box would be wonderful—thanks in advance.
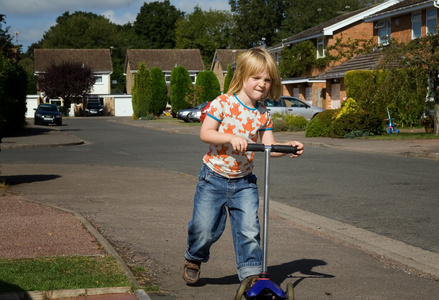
[289,141,304,158]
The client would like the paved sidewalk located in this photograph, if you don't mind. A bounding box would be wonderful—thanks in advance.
[1,117,439,300]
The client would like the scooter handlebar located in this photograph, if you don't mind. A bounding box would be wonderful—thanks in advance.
[246,144,298,154]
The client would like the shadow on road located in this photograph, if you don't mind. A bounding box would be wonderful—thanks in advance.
[187,258,334,288]
[1,174,61,185]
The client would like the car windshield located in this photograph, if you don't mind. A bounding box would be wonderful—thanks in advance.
[39,104,58,112]
[87,103,101,108]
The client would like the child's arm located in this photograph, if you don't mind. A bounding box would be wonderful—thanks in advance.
[259,130,304,158]
[200,116,249,152]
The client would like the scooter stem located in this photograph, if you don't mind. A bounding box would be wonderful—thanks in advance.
[262,146,272,273]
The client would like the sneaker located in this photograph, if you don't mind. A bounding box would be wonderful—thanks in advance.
[245,275,259,291]
[182,259,201,285]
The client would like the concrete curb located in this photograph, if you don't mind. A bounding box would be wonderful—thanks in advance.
[271,200,439,280]
[0,287,133,300]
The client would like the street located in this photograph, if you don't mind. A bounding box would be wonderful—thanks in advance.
[1,118,439,299]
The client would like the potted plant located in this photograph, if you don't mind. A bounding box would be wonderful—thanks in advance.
[420,115,434,133]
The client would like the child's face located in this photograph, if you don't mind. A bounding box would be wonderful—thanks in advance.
[241,68,272,102]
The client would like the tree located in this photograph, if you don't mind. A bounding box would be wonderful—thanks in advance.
[0,53,27,137]
[150,67,169,117]
[175,6,233,67]
[37,11,134,94]
[229,0,286,48]
[280,41,321,78]
[223,64,234,93]
[131,63,152,118]
[381,34,439,134]
[134,0,184,49]
[279,0,384,40]
[37,62,96,115]
[170,66,192,113]
[195,70,221,105]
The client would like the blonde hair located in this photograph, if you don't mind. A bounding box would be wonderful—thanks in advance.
[227,47,281,100]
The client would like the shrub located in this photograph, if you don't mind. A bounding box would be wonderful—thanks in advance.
[285,115,307,131]
[336,98,358,119]
[150,67,168,117]
[196,70,221,105]
[271,113,308,132]
[305,110,337,137]
[170,66,192,113]
[331,112,362,137]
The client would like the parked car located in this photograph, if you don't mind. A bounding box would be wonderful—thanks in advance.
[176,102,209,122]
[262,96,325,121]
[85,102,104,116]
[34,103,62,126]
[188,102,211,122]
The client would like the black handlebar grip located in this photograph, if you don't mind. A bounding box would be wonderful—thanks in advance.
[246,144,298,154]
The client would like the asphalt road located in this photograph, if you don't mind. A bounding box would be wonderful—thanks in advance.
[1,118,439,299]
[3,118,438,254]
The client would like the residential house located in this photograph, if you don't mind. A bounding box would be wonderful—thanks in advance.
[210,49,247,92]
[34,49,113,115]
[316,0,438,107]
[269,0,400,109]
[124,49,205,95]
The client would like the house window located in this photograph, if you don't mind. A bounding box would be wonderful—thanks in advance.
[375,19,391,45]
[189,73,196,84]
[317,38,325,58]
[427,9,437,35]
[412,12,422,39]
[165,73,171,84]
[94,75,103,84]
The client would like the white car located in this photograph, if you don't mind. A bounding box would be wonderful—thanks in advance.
[263,96,325,121]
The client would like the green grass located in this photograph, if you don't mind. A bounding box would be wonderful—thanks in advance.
[0,256,131,293]
[368,130,439,140]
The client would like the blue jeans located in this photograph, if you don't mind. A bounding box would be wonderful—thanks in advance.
[185,164,262,281]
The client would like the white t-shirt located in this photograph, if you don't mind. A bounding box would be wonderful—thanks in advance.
[203,93,273,178]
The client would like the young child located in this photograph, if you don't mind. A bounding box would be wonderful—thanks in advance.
[183,47,304,286]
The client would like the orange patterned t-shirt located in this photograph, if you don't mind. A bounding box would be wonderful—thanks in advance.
[203,94,273,178]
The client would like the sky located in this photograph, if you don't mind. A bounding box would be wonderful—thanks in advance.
[1,0,231,52]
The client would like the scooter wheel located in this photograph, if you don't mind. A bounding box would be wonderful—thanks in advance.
[286,282,294,300]
[234,277,250,300]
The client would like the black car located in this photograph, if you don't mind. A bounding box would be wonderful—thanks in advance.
[85,102,104,116]
[34,103,62,126]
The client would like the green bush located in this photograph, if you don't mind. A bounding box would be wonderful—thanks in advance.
[271,113,308,132]
[331,113,362,137]
[305,110,337,137]
[285,115,307,131]
[0,54,27,137]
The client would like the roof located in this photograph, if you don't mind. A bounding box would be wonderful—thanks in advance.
[315,49,384,80]
[34,49,113,73]
[125,49,205,73]
[281,0,400,46]
[366,0,433,22]
[210,49,247,72]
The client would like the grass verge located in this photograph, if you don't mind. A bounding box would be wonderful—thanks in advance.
[0,256,131,293]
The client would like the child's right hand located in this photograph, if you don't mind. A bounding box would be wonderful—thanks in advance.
[229,136,248,153]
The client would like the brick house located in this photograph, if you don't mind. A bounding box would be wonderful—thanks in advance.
[268,0,400,110]
[316,0,438,107]
[34,49,113,115]
[124,49,205,95]
[210,49,247,92]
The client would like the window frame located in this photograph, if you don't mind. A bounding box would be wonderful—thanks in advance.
[411,12,422,39]
[376,19,391,45]
[426,9,437,35]
[317,38,325,59]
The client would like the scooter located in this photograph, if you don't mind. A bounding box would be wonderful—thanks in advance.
[385,107,399,134]
[234,144,297,300]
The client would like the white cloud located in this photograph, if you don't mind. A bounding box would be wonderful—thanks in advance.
[101,10,137,25]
